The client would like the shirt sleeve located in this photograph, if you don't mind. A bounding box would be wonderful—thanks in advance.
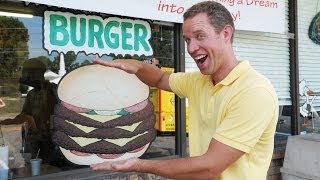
[169,72,198,98]
[213,87,277,153]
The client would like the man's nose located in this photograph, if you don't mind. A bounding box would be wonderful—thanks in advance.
[187,41,199,54]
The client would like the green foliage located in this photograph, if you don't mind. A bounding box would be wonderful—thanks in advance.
[0,96,25,114]
[0,79,20,97]
[33,56,51,67]
[49,51,77,73]
[0,16,29,78]
[19,84,29,94]
[150,25,174,68]
[308,11,320,45]
[80,60,91,66]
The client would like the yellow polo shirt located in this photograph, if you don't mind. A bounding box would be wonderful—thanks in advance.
[169,61,278,180]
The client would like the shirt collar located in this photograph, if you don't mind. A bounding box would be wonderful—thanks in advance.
[219,60,250,86]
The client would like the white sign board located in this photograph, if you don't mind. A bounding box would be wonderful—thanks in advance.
[43,11,153,56]
[23,0,285,33]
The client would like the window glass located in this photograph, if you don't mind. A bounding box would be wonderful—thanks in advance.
[0,2,176,178]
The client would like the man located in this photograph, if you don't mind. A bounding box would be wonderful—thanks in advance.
[0,58,58,163]
[91,1,278,179]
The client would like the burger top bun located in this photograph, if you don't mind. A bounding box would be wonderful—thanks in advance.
[57,64,149,111]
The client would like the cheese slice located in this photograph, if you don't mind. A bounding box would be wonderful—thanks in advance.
[65,120,97,133]
[65,120,142,133]
[103,131,147,146]
[79,113,121,123]
[116,121,142,132]
[69,136,100,147]
[70,131,148,147]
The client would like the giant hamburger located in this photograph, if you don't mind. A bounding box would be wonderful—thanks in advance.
[52,64,156,165]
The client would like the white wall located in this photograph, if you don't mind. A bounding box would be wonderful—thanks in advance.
[298,0,320,111]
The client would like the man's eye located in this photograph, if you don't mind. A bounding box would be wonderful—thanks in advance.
[197,34,205,40]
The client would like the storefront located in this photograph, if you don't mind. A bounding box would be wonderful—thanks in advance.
[297,0,320,134]
[0,0,295,179]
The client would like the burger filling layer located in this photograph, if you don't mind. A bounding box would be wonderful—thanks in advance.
[69,131,148,147]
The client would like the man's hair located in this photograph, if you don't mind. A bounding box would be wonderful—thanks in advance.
[183,1,235,42]
[23,58,47,72]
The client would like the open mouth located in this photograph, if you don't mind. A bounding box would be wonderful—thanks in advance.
[195,55,208,65]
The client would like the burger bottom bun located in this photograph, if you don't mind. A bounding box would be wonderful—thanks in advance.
[59,143,150,165]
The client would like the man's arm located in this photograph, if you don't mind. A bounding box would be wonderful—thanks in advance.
[91,139,244,180]
[93,59,171,91]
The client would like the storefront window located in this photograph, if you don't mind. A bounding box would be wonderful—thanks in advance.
[0,1,177,178]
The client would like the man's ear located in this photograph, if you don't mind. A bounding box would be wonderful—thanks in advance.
[222,25,234,43]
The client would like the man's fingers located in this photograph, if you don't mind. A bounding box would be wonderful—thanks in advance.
[110,161,132,172]
[93,59,126,70]
[91,158,140,173]
[93,59,112,66]
[90,162,114,170]
[90,162,126,172]
[93,59,138,74]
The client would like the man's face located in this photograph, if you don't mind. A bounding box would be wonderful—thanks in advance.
[182,13,227,75]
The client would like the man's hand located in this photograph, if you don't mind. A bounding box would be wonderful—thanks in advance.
[93,58,171,92]
[93,59,143,74]
[90,158,140,172]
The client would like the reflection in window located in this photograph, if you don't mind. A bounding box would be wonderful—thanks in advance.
[0,3,176,178]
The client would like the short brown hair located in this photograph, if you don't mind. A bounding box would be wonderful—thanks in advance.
[183,1,235,42]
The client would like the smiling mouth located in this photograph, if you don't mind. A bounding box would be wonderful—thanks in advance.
[195,55,208,65]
